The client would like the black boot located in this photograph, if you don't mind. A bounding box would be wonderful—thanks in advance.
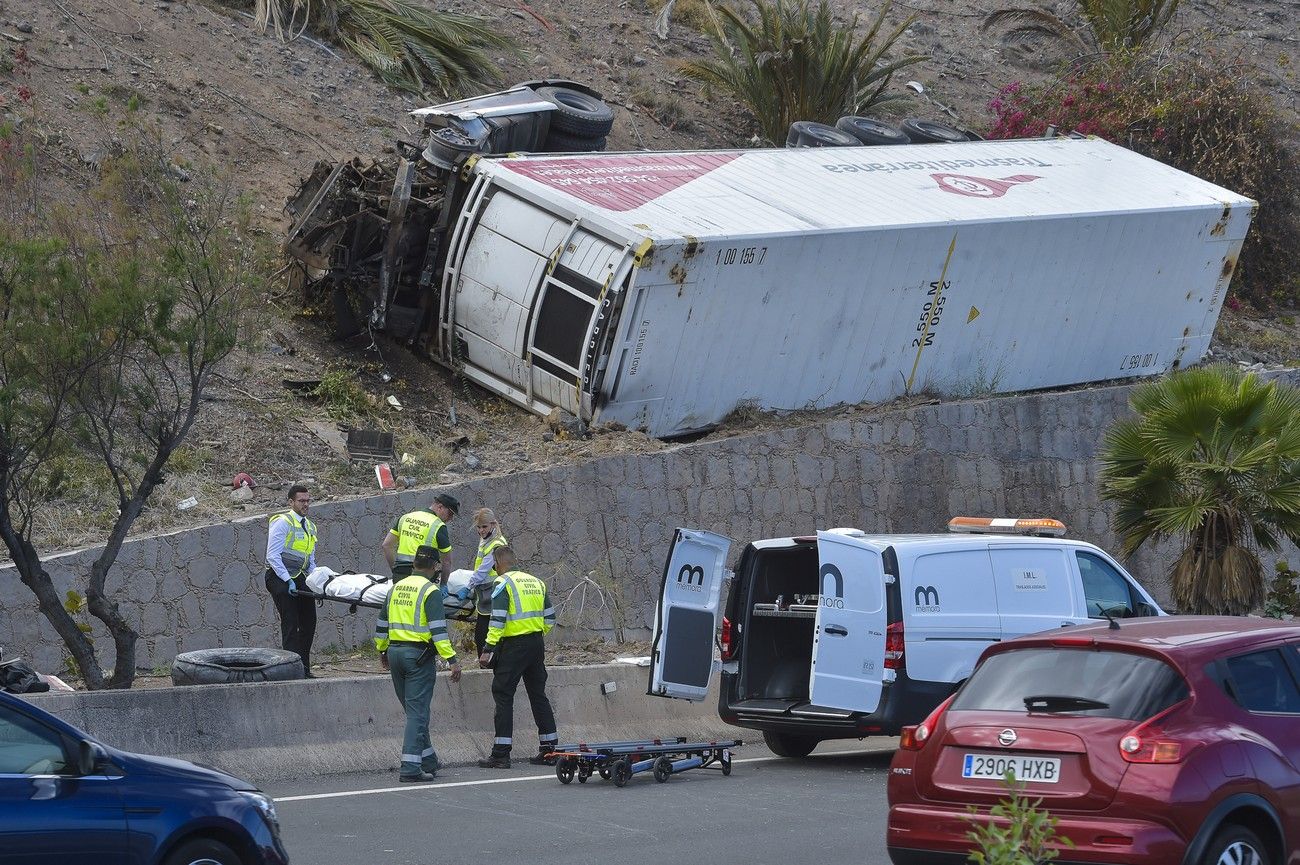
[478,751,511,769]
[528,748,553,766]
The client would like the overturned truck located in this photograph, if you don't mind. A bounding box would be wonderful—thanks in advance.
[284,83,1255,438]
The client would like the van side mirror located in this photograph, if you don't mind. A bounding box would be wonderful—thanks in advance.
[76,739,102,776]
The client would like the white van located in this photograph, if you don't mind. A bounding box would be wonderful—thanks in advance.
[648,517,1165,757]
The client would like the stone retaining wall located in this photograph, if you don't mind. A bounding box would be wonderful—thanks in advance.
[5,374,1299,671]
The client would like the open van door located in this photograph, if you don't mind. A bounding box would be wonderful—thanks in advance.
[811,530,887,713]
[648,528,732,701]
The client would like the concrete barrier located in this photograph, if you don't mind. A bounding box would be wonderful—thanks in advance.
[24,663,734,782]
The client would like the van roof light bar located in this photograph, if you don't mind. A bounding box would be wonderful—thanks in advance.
[948,516,1067,537]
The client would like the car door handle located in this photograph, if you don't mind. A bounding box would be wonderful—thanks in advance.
[824,625,848,637]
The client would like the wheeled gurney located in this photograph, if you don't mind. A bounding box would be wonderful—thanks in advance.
[548,737,742,787]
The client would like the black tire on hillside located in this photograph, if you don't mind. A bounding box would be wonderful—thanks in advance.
[171,647,304,686]
[899,117,969,144]
[535,86,615,138]
[785,120,861,148]
[836,116,910,146]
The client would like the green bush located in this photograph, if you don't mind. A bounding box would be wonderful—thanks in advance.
[1078,0,1182,51]
[680,0,925,145]
[967,772,1072,865]
[1265,560,1300,619]
[986,51,1300,307]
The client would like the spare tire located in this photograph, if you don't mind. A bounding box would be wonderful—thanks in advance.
[542,130,608,153]
[785,121,861,148]
[172,648,304,686]
[835,116,910,146]
[535,86,615,138]
[899,118,969,144]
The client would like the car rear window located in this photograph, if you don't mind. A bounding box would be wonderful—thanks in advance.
[951,647,1189,721]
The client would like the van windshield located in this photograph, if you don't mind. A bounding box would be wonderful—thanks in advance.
[951,648,1188,721]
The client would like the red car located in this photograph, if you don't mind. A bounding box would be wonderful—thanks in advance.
[887,616,1300,865]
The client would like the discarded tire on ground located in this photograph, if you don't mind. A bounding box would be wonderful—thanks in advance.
[835,116,910,146]
[899,118,969,144]
[536,86,615,138]
[171,648,304,686]
[785,120,861,148]
[542,131,608,153]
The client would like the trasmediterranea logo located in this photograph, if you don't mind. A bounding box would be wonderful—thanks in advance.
[932,173,1041,198]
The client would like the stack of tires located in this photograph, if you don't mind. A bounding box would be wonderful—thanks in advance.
[536,85,615,153]
[785,116,978,148]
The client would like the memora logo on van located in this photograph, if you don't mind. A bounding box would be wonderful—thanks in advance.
[914,585,941,613]
[676,563,705,592]
[819,563,845,609]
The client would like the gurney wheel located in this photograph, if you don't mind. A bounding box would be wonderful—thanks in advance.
[612,758,632,788]
[598,764,612,780]
[722,754,732,776]
[556,758,576,785]
[577,763,592,783]
[653,756,672,783]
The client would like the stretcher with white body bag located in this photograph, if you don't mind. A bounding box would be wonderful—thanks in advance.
[302,566,477,621]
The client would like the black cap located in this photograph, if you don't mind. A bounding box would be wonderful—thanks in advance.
[413,545,438,567]
[434,493,460,516]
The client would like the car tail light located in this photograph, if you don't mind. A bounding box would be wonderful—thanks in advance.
[719,616,735,661]
[1119,699,1191,763]
[884,621,905,670]
[899,694,955,751]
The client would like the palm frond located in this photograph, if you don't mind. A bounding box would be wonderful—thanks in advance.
[237,0,513,96]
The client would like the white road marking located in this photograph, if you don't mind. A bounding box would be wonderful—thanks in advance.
[275,749,889,804]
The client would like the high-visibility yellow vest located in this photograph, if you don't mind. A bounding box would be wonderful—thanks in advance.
[474,534,508,573]
[472,534,508,614]
[497,571,549,639]
[385,574,437,643]
[269,511,317,579]
[392,510,450,566]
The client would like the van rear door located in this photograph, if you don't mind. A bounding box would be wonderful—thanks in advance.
[811,531,887,713]
[649,528,732,701]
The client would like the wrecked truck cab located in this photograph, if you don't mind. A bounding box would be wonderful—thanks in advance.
[413,80,611,168]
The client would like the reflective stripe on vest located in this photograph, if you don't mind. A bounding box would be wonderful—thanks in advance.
[386,575,436,643]
[473,534,509,615]
[394,511,448,565]
[270,511,317,579]
[498,571,548,638]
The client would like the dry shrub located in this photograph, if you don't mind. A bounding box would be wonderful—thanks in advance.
[986,50,1300,307]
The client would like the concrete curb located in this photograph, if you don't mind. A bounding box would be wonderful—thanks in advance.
[24,663,734,781]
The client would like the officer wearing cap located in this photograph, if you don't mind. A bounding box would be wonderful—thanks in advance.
[382,493,459,580]
[375,544,462,782]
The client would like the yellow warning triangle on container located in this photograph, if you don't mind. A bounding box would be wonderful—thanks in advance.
[967,306,981,323]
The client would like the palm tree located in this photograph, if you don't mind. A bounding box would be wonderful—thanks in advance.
[680,0,926,145]
[1100,366,1300,614]
[247,0,513,96]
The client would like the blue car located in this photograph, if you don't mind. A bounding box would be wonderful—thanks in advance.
[0,690,288,865]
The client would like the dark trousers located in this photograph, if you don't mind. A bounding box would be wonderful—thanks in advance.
[474,613,491,656]
[490,632,556,754]
[265,569,316,673]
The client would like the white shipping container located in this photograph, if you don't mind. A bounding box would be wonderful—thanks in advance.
[436,137,1254,437]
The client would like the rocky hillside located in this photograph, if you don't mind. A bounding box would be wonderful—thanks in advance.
[2,0,1297,553]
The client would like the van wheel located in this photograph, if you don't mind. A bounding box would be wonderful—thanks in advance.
[163,838,241,865]
[1201,825,1268,865]
[763,731,819,758]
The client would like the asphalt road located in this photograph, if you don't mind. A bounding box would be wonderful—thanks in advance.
[264,740,898,865]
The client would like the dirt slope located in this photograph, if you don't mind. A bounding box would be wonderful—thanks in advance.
[2,0,1298,553]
